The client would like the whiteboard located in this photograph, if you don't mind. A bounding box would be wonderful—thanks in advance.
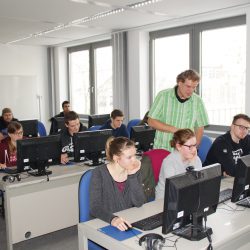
[0,76,39,120]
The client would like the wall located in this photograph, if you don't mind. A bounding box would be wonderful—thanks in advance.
[0,44,50,130]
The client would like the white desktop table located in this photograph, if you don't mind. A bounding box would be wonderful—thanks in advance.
[78,177,250,250]
[0,163,90,250]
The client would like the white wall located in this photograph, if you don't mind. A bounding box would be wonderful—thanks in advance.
[0,44,50,130]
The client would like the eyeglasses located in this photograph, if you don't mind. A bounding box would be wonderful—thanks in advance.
[14,131,23,136]
[233,124,250,132]
[182,144,197,150]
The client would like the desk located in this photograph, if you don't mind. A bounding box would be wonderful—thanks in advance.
[78,177,250,250]
[0,164,90,250]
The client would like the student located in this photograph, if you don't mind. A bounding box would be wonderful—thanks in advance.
[155,129,202,199]
[60,111,87,164]
[204,114,250,177]
[148,69,208,151]
[89,137,145,231]
[0,121,23,169]
[0,108,18,141]
[100,109,129,138]
[49,100,71,135]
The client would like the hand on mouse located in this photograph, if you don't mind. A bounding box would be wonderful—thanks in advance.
[111,216,132,231]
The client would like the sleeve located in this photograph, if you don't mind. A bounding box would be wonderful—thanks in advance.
[89,168,116,223]
[0,144,5,164]
[121,125,129,138]
[126,171,145,207]
[195,96,209,128]
[148,91,164,121]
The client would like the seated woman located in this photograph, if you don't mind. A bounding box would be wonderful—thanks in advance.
[100,109,129,138]
[0,121,23,169]
[89,137,145,231]
[155,128,202,199]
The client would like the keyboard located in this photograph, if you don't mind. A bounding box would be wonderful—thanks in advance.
[236,197,250,208]
[218,188,232,204]
[131,212,163,231]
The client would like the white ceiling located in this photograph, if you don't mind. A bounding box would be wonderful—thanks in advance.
[0,0,249,46]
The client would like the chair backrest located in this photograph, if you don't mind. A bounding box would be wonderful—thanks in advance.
[198,135,213,163]
[37,121,47,136]
[88,125,102,131]
[143,149,170,183]
[127,119,141,135]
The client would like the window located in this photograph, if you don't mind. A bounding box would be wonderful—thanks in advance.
[68,40,113,115]
[150,16,246,125]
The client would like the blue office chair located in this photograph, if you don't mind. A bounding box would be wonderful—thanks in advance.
[38,121,47,136]
[198,135,213,163]
[88,125,102,131]
[79,170,104,250]
[127,119,141,136]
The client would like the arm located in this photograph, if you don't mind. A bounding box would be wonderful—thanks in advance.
[148,117,178,134]
[195,126,204,147]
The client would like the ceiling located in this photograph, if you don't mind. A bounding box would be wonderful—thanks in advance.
[0,0,249,46]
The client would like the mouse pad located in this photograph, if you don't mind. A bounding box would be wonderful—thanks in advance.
[98,225,142,241]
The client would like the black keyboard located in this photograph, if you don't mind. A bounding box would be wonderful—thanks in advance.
[131,212,163,231]
[236,197,250,208]
[218,188,232,204]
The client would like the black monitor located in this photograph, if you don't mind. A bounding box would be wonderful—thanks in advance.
[88,114,110,128]
[231,154,250,202]
[16,135,61,176]
[53,117,66,133]
[19,119,38,138]
[73,129,112,166]
[162,163,221,241]
[130,125,156,153]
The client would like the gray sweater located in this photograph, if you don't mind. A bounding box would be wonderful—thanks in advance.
[89,164,145,223]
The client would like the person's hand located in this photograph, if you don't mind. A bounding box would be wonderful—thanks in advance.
[223,171,230,177]
[60,153,69,164]
[0,163,7,170]
[126,159,141,175]
[111,216,132,231]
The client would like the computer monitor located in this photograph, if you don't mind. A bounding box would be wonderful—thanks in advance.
[162,163,221,241]
[16,135,61,176]
[130,125,156,153]
[231,154,250,202]
[53,117,66,133]
[88,114,110,128]
[19,119,38,137]
[73,129,112,166]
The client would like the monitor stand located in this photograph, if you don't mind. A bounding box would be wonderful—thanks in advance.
[28,165,52,177]
[173,214,212,241]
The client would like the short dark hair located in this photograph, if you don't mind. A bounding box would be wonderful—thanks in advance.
[232,114,250,124]
[111,109,124,119]
[62,101,70,109]
[2,108,12,116]
[176,69,200,84]
[64,111,79,125]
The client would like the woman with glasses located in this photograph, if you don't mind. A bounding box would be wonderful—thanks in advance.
[0,121,23,169]
[155,128,202,199]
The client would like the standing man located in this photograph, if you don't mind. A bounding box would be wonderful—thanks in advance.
[148,69,208,151]
[204,114,250,176]
[0,108,18,141]
[49,100,71,135]
[60,111,87,164]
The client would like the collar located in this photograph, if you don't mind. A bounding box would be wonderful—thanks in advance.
[174,86,190,103]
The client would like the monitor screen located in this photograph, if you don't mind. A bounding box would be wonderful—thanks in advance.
[231,154,250,202]
[88,114,110,128]
[16,135,61,176]
[53,117,66,133]
[162,163,221,241]
[19,119,38,138]
[73,129,112,166]
[130,125,156,153]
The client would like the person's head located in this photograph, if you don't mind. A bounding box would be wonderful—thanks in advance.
[2,108,14,123]
[62,101,71,113]
[231,114,250,141]
[176,69,200,99]
[64,111,80,135]
[7,121,23,142]
[110,109,124,129]
[170,129,197,161]
[106,137,136,168]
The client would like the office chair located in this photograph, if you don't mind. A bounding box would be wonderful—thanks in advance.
[37,121,47,136]
[127,119,141,136]
[88,125,102,131]
[198,135,213,163]
[78,170,105,250]
[143,149,170,183]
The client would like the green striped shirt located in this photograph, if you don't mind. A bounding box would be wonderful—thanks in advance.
[149,87,209,151]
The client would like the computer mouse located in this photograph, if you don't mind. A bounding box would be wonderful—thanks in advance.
[124,222,132,231]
